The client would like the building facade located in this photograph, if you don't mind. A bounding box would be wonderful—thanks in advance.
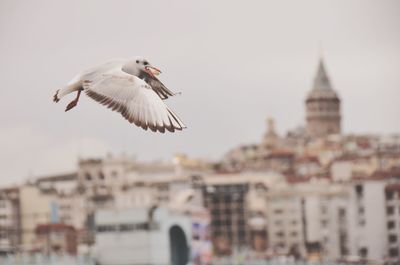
[0,188,20,252]
[384,182,400,262]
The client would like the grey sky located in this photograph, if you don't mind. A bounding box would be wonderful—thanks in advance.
[0,0,399,185]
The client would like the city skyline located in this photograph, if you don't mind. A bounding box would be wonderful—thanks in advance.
[1,0,400,185]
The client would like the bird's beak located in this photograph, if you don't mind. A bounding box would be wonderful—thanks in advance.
[145,65,162,78]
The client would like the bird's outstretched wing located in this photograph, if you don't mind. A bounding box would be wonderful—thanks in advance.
[82,70,186,133]
[143,75,179,100]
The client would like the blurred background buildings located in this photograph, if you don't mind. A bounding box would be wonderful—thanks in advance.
[0,58,399,264]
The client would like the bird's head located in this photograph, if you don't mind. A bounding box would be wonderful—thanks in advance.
[133,57,162,78]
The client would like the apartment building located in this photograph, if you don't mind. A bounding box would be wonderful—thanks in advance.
[302,188,349,259]
[384,182,400,262]
[266,190,305,256]
[346,178,388,261]
[19,184,56,250]
[266,180,351,260]
[0,187,20,252]
[201,173,283,255]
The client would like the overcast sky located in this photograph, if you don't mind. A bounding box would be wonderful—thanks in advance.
[0,0,399,185]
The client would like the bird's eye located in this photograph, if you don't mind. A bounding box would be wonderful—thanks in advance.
[136,60,139,64]
[144,62,148,66]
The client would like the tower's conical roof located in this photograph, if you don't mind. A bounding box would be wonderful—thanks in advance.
[306,58,339,101]
[313,59,331,90]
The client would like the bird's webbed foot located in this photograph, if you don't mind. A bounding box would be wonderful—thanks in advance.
[65,100,78,112]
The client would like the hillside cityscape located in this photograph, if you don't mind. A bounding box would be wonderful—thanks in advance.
[1,58,399,265]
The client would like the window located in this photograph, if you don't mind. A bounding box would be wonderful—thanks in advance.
[388,221,396,229]
[338,208,346,219]
[134,223,149,231]
[223,195,232,203]
[211,209,220,215]
[85,173,92,181]
[97,222,150,233]
[119,224,135,232]
[355,185,363,198]
[277,242,285,248]
[212,197,220,204]
[359,247,368,258]
[388,234,397,243]
[387,206,395,215]
[386,191,394,200]
[97,225,117,233]
[238,229,246,238]
[212,220,221,226]
[389,248,399,257]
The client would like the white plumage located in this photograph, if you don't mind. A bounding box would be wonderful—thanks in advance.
[53,58,186,133]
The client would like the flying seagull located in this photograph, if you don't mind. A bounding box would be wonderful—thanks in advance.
[53,57,186,133]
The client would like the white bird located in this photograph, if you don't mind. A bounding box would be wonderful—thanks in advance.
[53,57,186,133]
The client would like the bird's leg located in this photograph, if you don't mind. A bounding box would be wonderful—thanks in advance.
[65,89,82,112]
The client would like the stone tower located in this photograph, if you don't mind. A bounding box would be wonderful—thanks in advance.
[262,117,279,150]
[305,58,341,137]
